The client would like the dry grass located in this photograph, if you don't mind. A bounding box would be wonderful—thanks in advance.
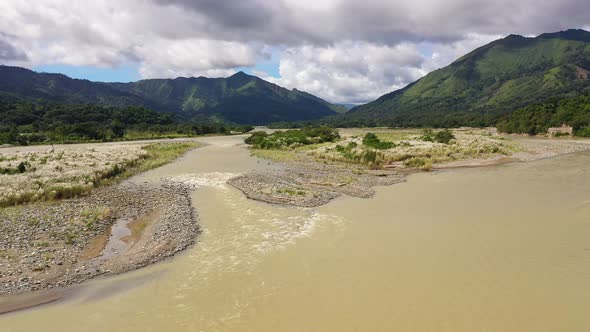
[307,128,519,170]
[0,141,199,207]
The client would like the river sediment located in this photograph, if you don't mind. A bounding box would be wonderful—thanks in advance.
[229,160,406,207]
[1,133,589,313]
[0,180,198,298]
[229,135,590,207]
[1,134,590,331]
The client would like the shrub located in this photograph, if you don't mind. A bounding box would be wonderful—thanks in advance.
[434,129,455,144]
[244,131,269,145]
[0,161,29,175]
[574,126,590,137]
[420,129,434,142]
[244,127,340,149]
[362,133,394,149]
[362,150,378,164]
[16,162,27,173]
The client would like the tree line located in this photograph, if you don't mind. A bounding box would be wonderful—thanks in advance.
[496,95,590,136]
[0,96,252,145]
[268,94,590,137]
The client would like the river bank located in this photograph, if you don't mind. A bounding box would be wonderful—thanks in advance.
[2,131,590,309]
[0,140,202,300]
[230,130,590,207]
[0,180,198,297]
[1,133,590,331]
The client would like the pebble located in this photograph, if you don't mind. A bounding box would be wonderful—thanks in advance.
[0,180,199,295]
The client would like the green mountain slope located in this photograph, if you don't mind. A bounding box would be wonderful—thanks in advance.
[110,72,346,124]
[348,29,590,127]
[0,66,344,124]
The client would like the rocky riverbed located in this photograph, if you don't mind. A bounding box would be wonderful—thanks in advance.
[229,158,406,207]
[0,180,198,295]
[228,134,590,208]
[2,132,589,300]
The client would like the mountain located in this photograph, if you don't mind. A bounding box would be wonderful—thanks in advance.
[0,66,345,125]
[335,103,356,111]
[347,29,590,127]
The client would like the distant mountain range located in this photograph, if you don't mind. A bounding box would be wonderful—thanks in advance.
[0,66,346,125]
[346,29,590,127]
[2,29,589,128]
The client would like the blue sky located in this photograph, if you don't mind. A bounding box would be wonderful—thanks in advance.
[33,49,282,83]
[33,63,142,82]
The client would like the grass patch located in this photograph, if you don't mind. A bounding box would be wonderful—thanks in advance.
[0,142,200,207]
[250,149,299,162]
[81,206,111,230]
[310,128,516,170]
[277,188,306,196]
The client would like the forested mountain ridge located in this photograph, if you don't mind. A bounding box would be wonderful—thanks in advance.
[109,71,346,124]
[345,29,590,127]
[0,66,345,125]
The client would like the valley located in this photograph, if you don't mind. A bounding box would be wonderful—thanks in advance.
[1,131,589,331]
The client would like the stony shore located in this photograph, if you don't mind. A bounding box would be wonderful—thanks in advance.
[1,133,589,304]
[229,156,407,208]
[0,180,198,296]
[229,135,590,208]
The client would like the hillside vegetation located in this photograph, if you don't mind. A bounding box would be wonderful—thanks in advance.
[0,66,345,125]
[0,96,250,145]
[342,29,590,128]
[497,95,590,136]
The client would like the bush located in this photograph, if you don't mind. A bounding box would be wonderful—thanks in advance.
[362,133,394,149]
[334,141,360,160]
[575,126,590,137]
[244,131,269,145]
[362,150,378,164]
[0,161,29,175]
[244,127,340,149]
[434,129,455,144]
[420,129,434,142]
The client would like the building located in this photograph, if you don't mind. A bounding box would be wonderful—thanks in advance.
[547,124,573,136]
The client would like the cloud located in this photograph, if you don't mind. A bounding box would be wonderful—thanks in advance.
[0,0,589,102]
[151,0,590,45]
[134,39,259,78]
[262,42,427,104]
[0,34,27,61]
[262,34,501,104]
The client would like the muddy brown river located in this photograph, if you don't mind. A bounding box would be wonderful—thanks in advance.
[2,135,589,331]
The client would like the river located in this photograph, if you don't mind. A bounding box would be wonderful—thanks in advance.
[2,135,589,331]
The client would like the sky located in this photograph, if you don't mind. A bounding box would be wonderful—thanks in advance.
[0,1,589,104]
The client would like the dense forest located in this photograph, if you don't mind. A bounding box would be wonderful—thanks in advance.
[0,96,252,145]
[267,95,590,137]
[496,95,590,136]
[317,109,503,128]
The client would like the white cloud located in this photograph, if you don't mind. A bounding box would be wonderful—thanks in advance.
[262,42,426,104]
[134,39,259,78]
[0,0,588,102]
[262,35,501,104]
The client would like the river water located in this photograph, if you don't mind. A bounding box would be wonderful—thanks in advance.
[2,135,589,331]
